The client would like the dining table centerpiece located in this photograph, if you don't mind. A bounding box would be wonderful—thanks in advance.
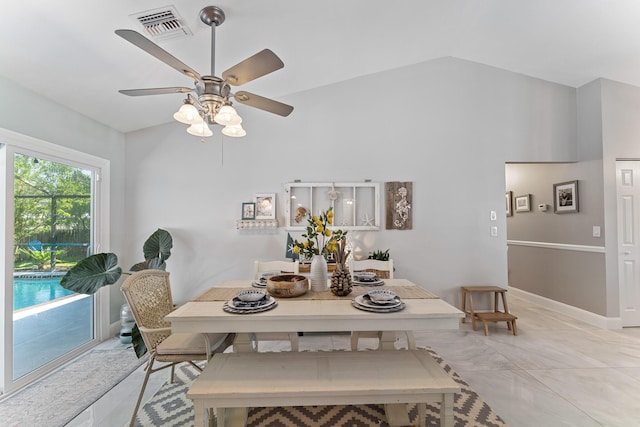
[292,207,346,292]
[330,236,352,296]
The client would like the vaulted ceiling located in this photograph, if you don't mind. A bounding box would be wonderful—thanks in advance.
[2,1,639,133]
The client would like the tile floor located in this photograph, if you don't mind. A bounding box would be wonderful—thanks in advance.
[66,295,640,427]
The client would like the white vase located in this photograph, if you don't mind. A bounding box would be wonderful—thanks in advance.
[310,254,329,292]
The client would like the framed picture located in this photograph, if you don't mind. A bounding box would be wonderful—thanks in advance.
[255,193,276,219]
[506,191,513,217]
[241,202,256,220]
[515,194,531,212]
[553,180,579,213]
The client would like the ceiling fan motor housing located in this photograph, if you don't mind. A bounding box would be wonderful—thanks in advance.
[197,76,231,123]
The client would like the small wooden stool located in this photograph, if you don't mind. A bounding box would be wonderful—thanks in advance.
[461,286,517,336]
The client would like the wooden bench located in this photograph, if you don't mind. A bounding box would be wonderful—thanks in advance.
[188,349,460,427]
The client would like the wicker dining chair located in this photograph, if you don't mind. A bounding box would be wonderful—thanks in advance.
[349,259,415,351]
[121,269,234,427]
[252,260,300,351]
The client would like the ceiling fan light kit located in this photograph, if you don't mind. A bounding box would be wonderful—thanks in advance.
[116,5,293,139]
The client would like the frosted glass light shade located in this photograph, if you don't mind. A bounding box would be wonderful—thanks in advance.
[187,121,213,137]
[214,105,242,126]
[222,124,246,137]
[173,103,201,124]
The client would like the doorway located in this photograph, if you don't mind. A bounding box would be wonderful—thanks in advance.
[616,160,640,327]
[1,138,109,395]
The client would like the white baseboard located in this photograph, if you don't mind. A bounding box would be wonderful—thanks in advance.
[509,287,623,330]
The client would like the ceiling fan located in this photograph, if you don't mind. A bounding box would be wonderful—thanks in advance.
[115,5,293,138]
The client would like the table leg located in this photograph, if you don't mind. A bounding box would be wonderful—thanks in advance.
[379,331,398,350]
[193,400,204,427]
[500,291,510,313]
[441,393,454,427]
[233,333,254,352]
[384,403,412,427]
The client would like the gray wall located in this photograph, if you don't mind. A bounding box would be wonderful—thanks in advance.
[123,57,578,306]
[505,162,606,315]
[0,76,128,323]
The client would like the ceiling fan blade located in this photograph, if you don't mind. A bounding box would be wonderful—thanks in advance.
[119,87,193,96]
[222,49,284,86]
[234,91,293,117]
[115,29,202,81]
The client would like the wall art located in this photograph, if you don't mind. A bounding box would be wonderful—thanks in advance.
[506,191,513,217]
[241,202,256,220]
[515,194,531,212]
[255,193,276,219]
[385,181,412,230]
[553,180,579,213]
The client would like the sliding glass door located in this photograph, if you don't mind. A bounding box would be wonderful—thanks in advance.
[1,137,108,395]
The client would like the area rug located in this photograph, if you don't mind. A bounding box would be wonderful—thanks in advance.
[134,348,507,427]
[0,339,147,427]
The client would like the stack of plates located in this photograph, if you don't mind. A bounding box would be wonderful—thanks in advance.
[252,270,280,288]
[352,271,384,286]
[223,290,277,314]
[351,289,405,313]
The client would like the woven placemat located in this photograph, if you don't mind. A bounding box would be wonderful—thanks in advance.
[194,285,438,302]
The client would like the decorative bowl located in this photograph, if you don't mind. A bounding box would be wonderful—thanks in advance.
[236,289,267,302]
[266,274,309,298]
[367,289,396,302]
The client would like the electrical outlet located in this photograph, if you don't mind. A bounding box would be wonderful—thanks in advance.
[490,211,497,221]
[491,226,498,237]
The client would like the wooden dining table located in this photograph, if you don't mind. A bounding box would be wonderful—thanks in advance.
[167,278,463,352]
[166,278,464,426]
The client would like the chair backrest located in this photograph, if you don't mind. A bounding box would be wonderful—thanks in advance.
[121,269,174,354]
[253,260,300,279]
[349,259,394,279]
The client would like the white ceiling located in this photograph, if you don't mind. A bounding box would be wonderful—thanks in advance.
[2,0,640,134]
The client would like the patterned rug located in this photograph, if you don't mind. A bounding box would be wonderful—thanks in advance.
[134,348,507,427]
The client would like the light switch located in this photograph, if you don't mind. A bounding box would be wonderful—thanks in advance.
[593,226,601,237]
[490,211,497,221]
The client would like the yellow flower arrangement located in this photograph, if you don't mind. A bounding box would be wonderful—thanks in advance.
[292,207,346,259]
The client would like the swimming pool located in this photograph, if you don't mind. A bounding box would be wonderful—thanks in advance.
[13,276,75,311]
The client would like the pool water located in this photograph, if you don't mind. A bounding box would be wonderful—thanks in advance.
[13,278,75,310]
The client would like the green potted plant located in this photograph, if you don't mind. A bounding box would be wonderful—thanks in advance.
[60,228,173,357]
[368,249,390,261]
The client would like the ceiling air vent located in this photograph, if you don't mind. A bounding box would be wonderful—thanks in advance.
[131,6,192,42]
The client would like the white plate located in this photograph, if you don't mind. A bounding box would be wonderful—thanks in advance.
[228,296,275,310]
[351,300,405,313]
[354,295,402,309]
[223,300,278,314]
[353,279,385,286]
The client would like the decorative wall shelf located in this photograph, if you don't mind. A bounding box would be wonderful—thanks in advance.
[236,219,278,229]
[284,182,380,231]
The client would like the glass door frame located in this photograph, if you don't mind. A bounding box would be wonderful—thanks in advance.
[0,128,111,395]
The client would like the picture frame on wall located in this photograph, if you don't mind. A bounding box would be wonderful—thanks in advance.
[506,191,513,217]
[255,193,276,219]
[553,180,579,213]
[515,194,531,212]
[241,202,256,220]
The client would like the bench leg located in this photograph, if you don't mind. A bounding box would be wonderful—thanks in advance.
[483,320,490,336]
[441,393,455,427]
[511,320,518,335]
[418,402,426,427]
